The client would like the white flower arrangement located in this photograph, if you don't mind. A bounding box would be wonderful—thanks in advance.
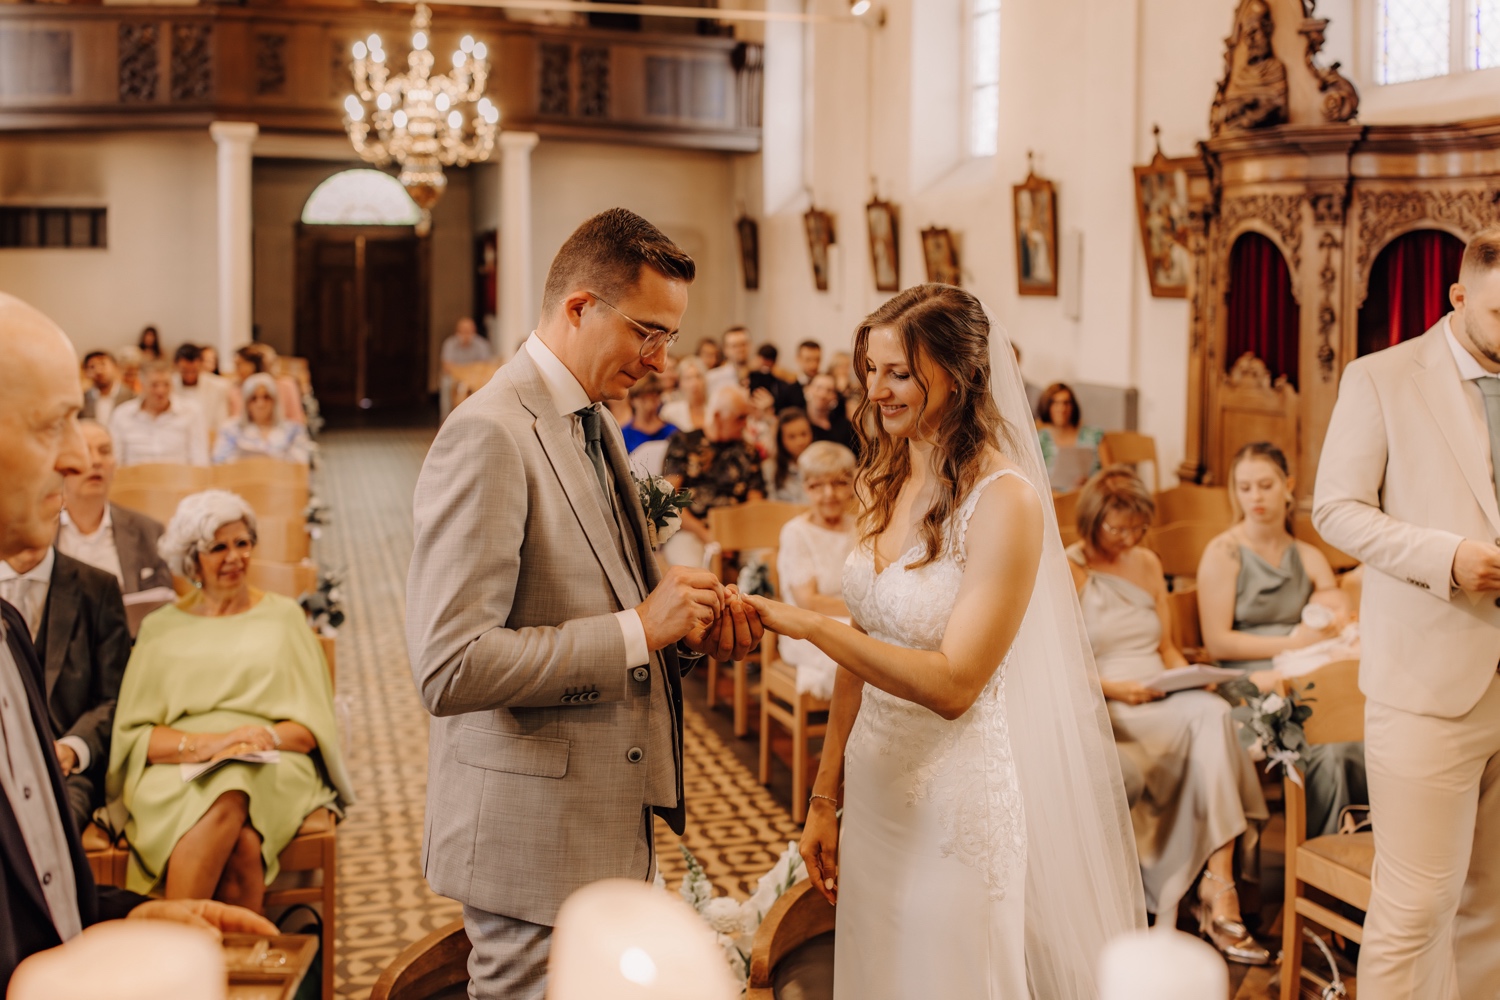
[633,472,692,549]
[674,841,807,992]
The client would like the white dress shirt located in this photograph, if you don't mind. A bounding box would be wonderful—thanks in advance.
[175,374,232,434]
[57,507,125,591]
[1446,314,1500,483]
[109,395,210,467]
[524,333,650,668]
[0,548,55,641]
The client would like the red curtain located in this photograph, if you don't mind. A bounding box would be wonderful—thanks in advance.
[1226,232,1300,388]
[1357,229,1464,356]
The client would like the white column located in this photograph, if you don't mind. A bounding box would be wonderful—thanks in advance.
[210,121,259,364]
[498,130,540,358]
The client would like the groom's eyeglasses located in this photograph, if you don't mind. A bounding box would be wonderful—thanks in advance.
[588,292,680,359]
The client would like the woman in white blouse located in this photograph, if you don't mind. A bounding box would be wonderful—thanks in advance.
[774,441,857,699]
[213,374,312,466]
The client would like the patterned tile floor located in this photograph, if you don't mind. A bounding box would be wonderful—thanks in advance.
[318,428,800,998]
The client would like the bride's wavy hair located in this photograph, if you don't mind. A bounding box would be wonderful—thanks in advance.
[852,284,1011,569]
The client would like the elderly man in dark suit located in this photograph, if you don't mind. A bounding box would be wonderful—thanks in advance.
[0,291,274,992]
[0,546,129,832]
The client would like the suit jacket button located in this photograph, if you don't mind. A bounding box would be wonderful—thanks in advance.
[588,691,600,702]
[632,667,649,683]
[627,747,644,763]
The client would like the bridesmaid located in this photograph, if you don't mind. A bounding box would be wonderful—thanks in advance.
[1197,442,1366,836]
[1068,468,1268,964]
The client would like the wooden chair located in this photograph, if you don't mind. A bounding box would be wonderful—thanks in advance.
[249,559,319,600]
[747,880,836,1000]
[229,481,311,521]
[1294,511,1360,573]
[1098,431,1161,494]
[705,501,807,736]
[449,360,503,410]
[1281,659,1369,1000]
[1053,490,1080,548]
[1208,354,1300,493]
[759,634,830,824]
[1144,520,1222,583]
[110,463,212,525]
[1154,484,1232,529]
[212,457,310,491]
[370,919,471,1000]
[254,515,312,563]
[1168,588,1204,656]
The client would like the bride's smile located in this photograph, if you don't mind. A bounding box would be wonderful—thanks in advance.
[863,324,955,440]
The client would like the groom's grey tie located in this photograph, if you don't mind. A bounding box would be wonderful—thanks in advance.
[576,405,614,501]
[1479,377,1500,505]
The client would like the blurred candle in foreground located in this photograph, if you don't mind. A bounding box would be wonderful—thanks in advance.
[551,879,737,1000]
[1099,929,1228,1000]
[9,920,226,1000]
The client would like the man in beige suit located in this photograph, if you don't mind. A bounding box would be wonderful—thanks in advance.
[1314,230,1500,999]
[406,209,761,998]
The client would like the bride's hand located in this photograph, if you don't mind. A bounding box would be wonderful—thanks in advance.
[800,797,840,906]
[742,595,821,641]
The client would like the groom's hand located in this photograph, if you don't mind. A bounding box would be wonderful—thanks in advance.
[682,585,763,662]
[638,567,726,651]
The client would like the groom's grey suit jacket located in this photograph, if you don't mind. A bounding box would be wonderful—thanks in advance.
[406,348,689,926]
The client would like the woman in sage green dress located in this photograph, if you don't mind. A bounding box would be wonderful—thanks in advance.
[1198,443,1366,837]
[106,491,353,907]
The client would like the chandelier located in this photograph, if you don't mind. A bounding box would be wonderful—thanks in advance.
[343,3,500,228]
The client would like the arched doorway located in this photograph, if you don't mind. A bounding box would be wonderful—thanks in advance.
[1224,231,1300,387]
[1356,229,1464,357]
[295,169,430,415]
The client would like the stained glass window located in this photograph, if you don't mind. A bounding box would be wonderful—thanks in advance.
[300,169,422,226]
[1377,0,1451,83]
[969,0,1001,158]
[1474,0,1500,68]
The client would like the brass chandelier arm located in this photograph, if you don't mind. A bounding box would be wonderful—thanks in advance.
[377,0,862,24]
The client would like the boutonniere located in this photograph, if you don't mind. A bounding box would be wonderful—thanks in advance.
[633,471,692,549]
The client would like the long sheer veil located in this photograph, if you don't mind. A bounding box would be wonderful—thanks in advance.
[983,308,1148,996]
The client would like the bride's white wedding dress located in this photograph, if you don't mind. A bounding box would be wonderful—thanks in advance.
[835,469,1030,999]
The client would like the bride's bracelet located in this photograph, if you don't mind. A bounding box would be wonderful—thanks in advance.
[808,792,838,810]
[177,734,199,763]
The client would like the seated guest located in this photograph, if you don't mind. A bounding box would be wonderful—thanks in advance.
[1,547,129,832]
[774,442,857,699]
[620,374,678,454]
[695,336,722,372]
[0,292,275,993]
[172,345,232,436]
[439,317,495,421]
[79,352,134,425]
[749,343,799,412]
[58,421,174,601]
[232,345,306,426]
[1067,468,1267,962]
[661,385,764,566]
[805,372,859,455]
[136,325,162,361]
[1198,441,1365,836]
[1037,382,1104,492]
[116,346,144,396]
[105,490,354,906]
[109,361,208,467]
[828,350,853,397]
[706,325,750,394]
[660,357,708,433]
[794,340,822,389]
[764,408,814,503]
[212,374,312,466]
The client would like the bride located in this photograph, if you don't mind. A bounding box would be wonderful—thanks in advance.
[746,285,1145,998]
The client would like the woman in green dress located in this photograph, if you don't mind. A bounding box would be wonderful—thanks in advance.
[105,490,353,908]
[1197,442,1365,836]
[1036,382,1104,493]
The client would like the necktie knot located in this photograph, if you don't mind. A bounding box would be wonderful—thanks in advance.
[576,405,602,443]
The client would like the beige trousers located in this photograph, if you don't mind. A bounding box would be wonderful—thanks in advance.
[1360,673,1500,999]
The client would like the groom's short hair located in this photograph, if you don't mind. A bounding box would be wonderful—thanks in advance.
[1460,227,1500,282]
[541,208,696,314]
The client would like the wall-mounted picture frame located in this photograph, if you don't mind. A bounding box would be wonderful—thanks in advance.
[920,227,961,287]
[736,215,760,291]
[866,199,900,292]
[1133,143,1193,299]
[804,207,836,292]
[1013,164,1059,297]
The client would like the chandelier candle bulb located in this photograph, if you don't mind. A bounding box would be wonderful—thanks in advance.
[436,93,450,111]
[461,34,474,52]
[473,41,488,60]
[413,31,428,50]
[448,110,463,129]
[453,51,467,68]
[353,41,368,60]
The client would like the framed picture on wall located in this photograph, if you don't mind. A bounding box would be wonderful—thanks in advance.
[736,215,760,290]
[866,199,900,292]
[473,229,497,325]
[804,207,836,292]
[1133,141,1193,299]
[920,226,961,287]
[1013,163,1059,297]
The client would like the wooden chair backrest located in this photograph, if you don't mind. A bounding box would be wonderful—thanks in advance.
[211,457,310,491]
[708,501,808,552]
[1293,511,1359,573]
[1099,432,1160,494]
[369,919,471,1000]
[113,462,212,494]
[108,488,187,527]
[229,482,310,520]
[748,880,836,992]
[1289,659,1364,747]
[1169,588,1203,652]
[248,559,318,600]
[318,633,336,688]
[1144,520,1223,580]
[1155,484,1232,528]
[1053,491,1080,534]
[1210,354,1299,490]
[274,356,313,396]
[254,515,311,563]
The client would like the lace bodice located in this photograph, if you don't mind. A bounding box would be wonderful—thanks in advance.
[840,469,1029,900]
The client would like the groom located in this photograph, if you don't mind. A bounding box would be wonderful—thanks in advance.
[407,208,761,998]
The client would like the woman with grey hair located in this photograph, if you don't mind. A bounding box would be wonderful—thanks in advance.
[774,441,857,698]
[212,372,312,465]
[104,490,353,909]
